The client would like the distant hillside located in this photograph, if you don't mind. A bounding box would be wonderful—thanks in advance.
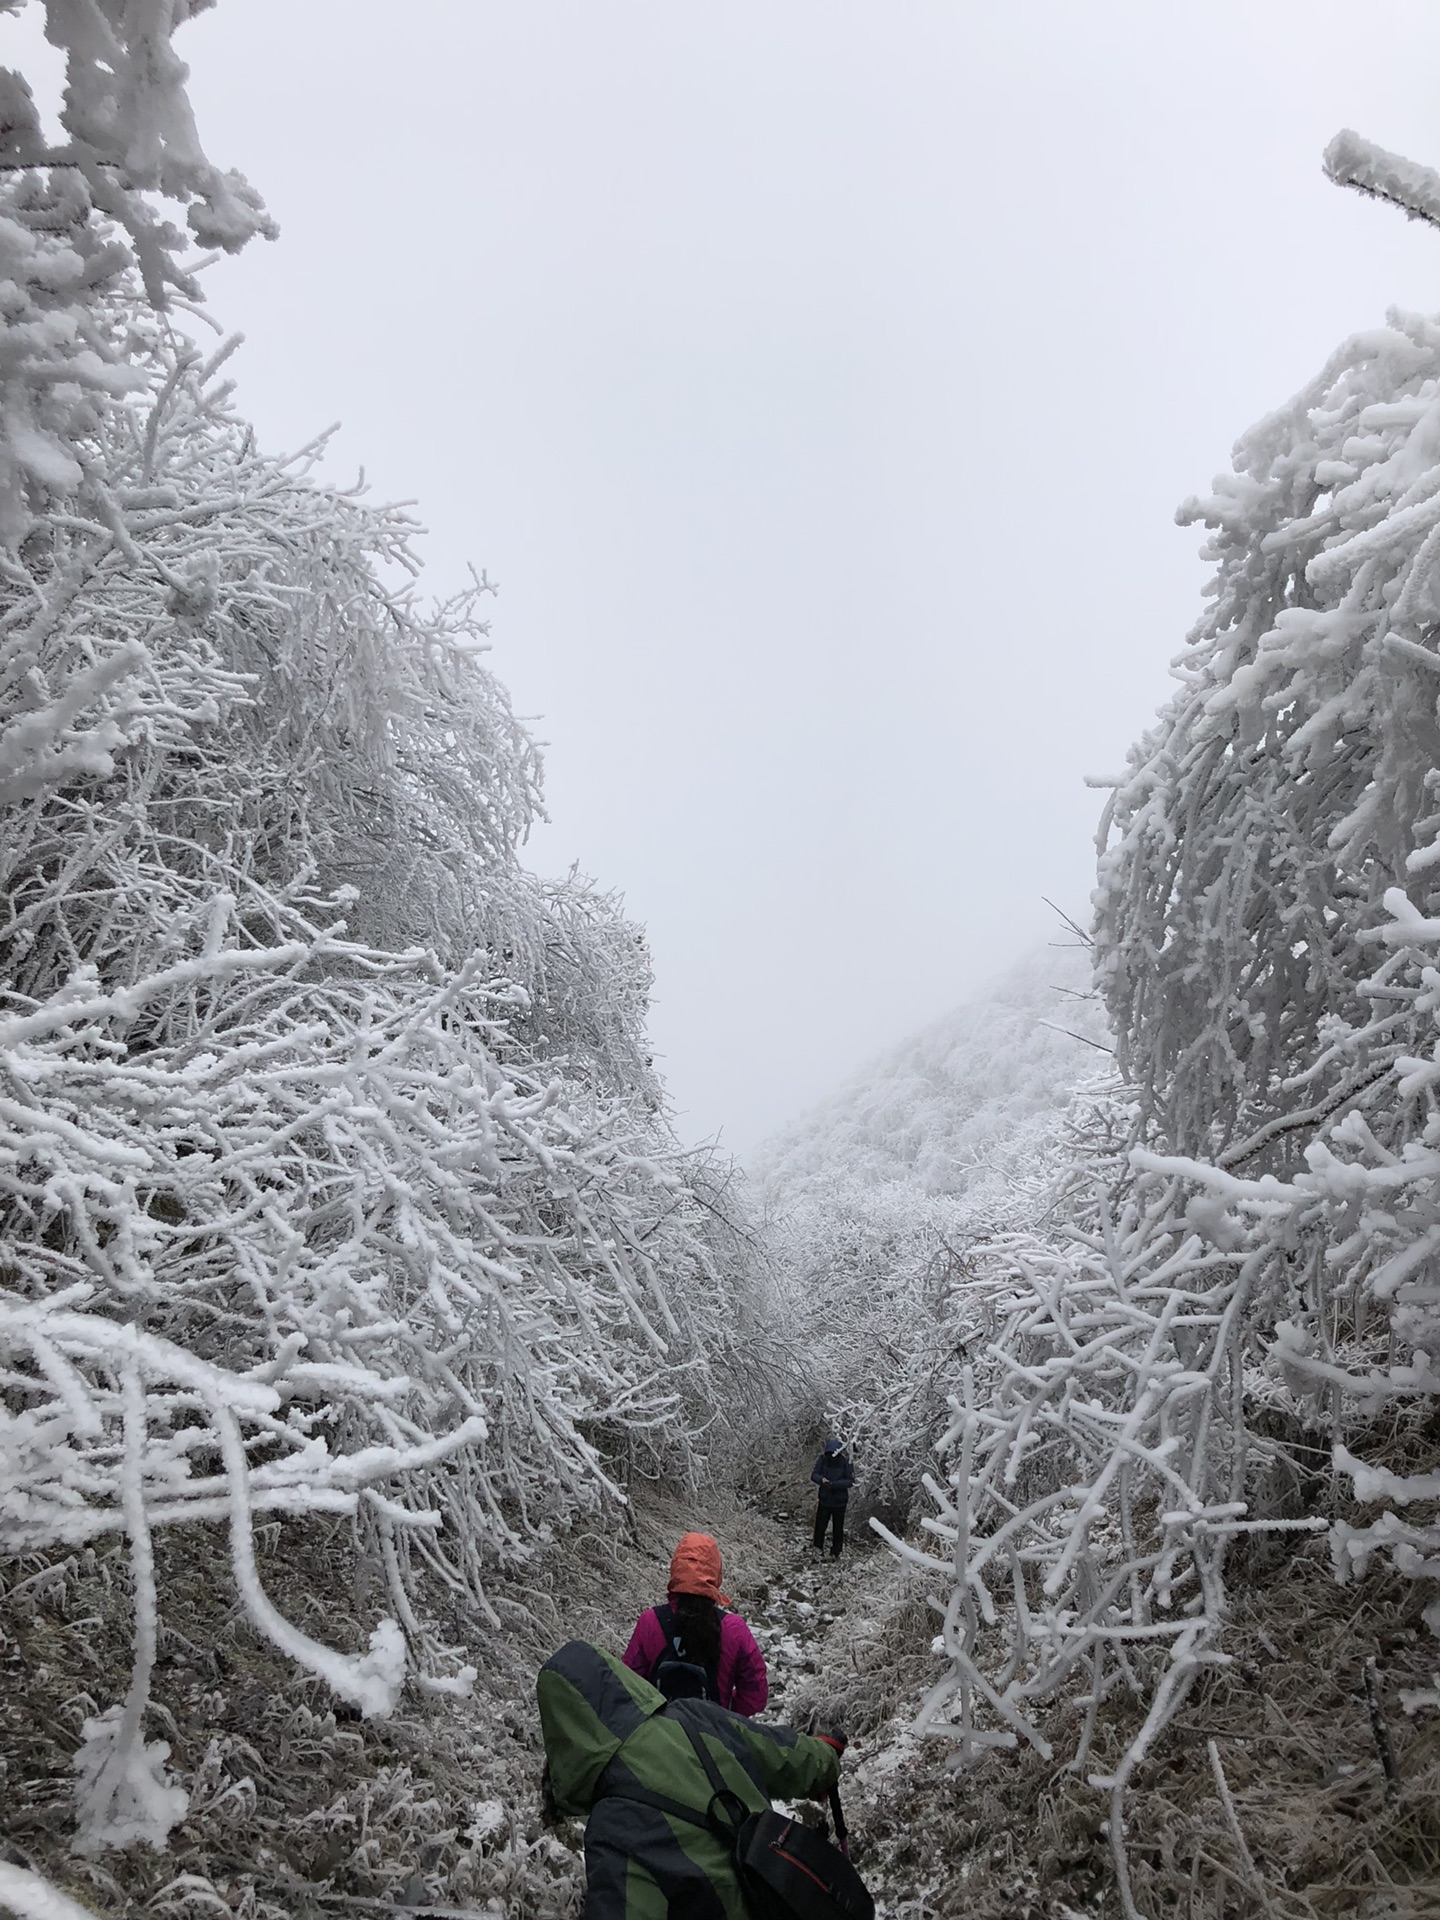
[752,944,1110,1202]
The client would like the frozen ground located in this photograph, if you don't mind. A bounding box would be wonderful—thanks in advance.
[6,1478,1440,1916]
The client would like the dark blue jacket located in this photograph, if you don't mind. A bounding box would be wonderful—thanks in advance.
[811,1449,853,1508]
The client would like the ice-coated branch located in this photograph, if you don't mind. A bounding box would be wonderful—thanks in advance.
[0,4,275,547]
[70,1364,189,1855]
[886,1175,1253,1769]
[0,305,748,1852]
[1323,129,1440,232]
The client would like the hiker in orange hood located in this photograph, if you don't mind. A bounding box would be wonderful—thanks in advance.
[621,1532,769,1715]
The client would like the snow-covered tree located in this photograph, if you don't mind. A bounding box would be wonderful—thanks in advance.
[0,0,274,549]
[0,5,760,1863]
[1095,289,1440,1168]
[897,139,1440,1918]
[1091,139,1440,1662]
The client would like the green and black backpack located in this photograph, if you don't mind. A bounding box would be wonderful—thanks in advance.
[603,1706,875,1920]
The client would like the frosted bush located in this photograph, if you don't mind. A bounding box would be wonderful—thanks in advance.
[0,0,274,547]
[0,332,737,1753]
[899,151,1440,1917]
[879,1169,1329,1916]
[1091,291,1440,1667]
[1096,300,1440,1164]
[0,8,754,1860]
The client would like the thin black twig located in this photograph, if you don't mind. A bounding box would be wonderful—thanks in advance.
[1037,1020,1115,1056]
[1041,896,1094,948]
[1363,1657,1400,1801]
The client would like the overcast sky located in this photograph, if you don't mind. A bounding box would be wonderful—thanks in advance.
[17,2,1440,1152]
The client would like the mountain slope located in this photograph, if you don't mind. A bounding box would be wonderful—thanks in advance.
[752,943,1108,1204]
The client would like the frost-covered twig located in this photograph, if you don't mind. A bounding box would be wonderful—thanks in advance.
[0,284,749,1849]
[1206,1739,1266,1899]
[1363,1656,1400,1800]
[1323,130,1440,232]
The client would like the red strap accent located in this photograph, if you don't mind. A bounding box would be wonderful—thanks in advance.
[767,1840,835,1894]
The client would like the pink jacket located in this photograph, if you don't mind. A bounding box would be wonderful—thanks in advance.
[622,1603,769,1716]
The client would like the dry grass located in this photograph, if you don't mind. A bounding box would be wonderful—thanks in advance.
[811,1534,1440,1920]
[0,1488,782,1920]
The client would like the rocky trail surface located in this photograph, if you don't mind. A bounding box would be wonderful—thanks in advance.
[738,1515,1092,1920]
[456,1493,1094,1920]
[0,1493,1096,1920]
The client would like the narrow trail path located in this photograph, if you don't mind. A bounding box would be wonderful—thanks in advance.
[731,1506,1085,1920]
[539,1495,941,1916]
[733,1511,943,1920]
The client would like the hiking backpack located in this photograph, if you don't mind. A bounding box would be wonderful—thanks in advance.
[601,1706,875,1920]
[651,1603,721,1703]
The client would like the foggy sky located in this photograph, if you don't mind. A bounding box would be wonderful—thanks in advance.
[14,2,1440,1151]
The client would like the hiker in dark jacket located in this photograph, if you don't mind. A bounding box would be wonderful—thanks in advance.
[810,1436,854,1558]
[621,1531,768,1716]
[538,1639,844,1919]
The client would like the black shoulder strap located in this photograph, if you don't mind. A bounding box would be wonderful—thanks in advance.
[672,1711,753,1840]
[597,1711,855,1870]
[655,1602,676,1645]
[676,1709,728,1797]
[596,1709,750,1842]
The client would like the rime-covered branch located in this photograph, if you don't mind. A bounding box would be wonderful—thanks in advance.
[886,304,1440,1915]
[1324,129,1440,232]
[0,276,744,1858]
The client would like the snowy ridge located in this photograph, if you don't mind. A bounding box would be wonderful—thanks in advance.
[753,944,1107,1203]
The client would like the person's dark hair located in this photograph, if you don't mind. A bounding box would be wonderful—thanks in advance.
[671,1590,724,1668]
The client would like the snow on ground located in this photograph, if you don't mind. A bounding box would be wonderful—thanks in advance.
[8,1468,1439,1916]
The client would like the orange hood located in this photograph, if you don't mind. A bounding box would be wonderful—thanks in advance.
[667,1531,732,1606]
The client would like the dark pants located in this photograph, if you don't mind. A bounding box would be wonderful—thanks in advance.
[813,1503,845,1556]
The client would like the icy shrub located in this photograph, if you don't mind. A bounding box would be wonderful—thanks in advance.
[0,10,759,1860]
[905,162,1440,1916]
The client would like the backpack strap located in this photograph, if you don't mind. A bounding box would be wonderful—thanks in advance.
[654,1601,677,1647]
[595,1708,751,1843]
[668,1711,752,1840]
